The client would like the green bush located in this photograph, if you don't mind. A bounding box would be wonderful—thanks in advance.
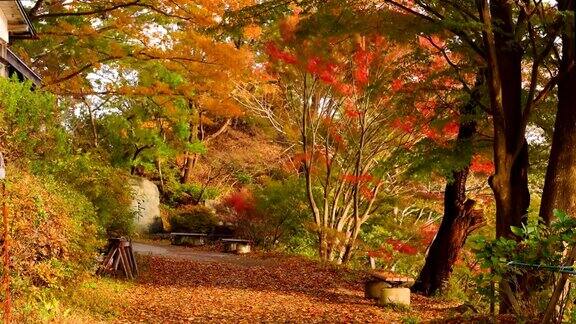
[163,179,220,206]
[223,177,312,251]
[40,154,136,236]
[472,210,576,318]
[0,78,135,236]
[148,217,165,234]
[169,205,218,233]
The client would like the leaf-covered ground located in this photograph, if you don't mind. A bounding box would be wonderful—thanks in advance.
[108,243,462,323]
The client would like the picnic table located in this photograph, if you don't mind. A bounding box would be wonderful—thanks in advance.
[170,232,207,246]
[221,238,251,254]
[365,271,414,306]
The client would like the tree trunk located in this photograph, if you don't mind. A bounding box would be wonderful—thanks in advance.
[489,0,530,239]
[479,0,531,313]
[181,153,198,184]
[318,231,328,261]
[413,78,485,295]
[87,103,98,148]
[156,158,165,193]
[341,224,361,264]
[540,1,575,322]
[539,0,576,224]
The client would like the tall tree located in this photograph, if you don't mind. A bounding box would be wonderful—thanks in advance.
[380,0,559,311]
[540,0,575,321]
[413,72,486,295]
[237,19,424,262]
[539,0,576,224]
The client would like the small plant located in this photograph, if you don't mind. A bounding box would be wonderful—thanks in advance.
[234,171,253,185]
[401,315,420,324]
[382,303,411,313]
[472,210,576,318]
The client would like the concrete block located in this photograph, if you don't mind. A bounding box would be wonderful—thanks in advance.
[236,244,251,254]
[379,287,410,306]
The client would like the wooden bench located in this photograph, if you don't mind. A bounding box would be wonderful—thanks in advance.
[170,232,207,246]
[221,238,251,254]
[365,271,414,306]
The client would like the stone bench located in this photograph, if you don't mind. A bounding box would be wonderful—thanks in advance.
[170,232,207,246]
[364,271,414,306]
[221,238,251,254]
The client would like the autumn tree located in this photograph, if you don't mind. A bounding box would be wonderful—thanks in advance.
[237,4,473,262]
[412,70,487,295]
[16,0,255,185]
[540,1,575,321]
[374,0,561,311]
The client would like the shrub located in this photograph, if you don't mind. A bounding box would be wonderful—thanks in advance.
[0,78,135,236]
[472,210,576,318]
[169,205,218,233]
[147,217,165,234]
[358,210,438,275]
[40,154,135,236]
[3,168,101,294]
[163,180,220,206]
[222,178,311,250]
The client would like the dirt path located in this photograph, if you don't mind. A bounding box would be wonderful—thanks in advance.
[112,242,456,323]
[132,242,272,266]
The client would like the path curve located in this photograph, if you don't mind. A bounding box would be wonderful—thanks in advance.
[132,242,272,266]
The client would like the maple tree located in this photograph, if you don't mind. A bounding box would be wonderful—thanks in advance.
[239,35,410,262]
[235,5,477,263]
[246,2,493,287]
[368,0,565,312]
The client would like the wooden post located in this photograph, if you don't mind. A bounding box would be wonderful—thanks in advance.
[128,244,138,276]
[369,256,376,270]
[97,237,138,279]
[2,182,9,324]
[119,241,133,279]
[1,152,10,324]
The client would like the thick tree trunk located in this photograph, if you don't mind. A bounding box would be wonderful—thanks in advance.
[413,78,485,295]
[489,0,530,239]
[539,0,576,224]
[479,0,531,313]
[540,2,575,322]
[491,142,530,240]
[479,0,530,239]
[414,198,483,295]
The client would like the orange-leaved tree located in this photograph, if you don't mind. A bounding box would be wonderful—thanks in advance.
[16,0,255,183]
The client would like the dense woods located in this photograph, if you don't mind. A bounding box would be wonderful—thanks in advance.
[0,0,575,322]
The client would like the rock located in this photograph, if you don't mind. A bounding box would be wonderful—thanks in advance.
[130,177,161,234]
[379,288,410,306]
[236,244,251,254]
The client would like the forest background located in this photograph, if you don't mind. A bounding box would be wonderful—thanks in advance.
[1,0,575,322]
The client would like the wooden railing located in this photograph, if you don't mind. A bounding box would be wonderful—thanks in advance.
[5,48,41,86]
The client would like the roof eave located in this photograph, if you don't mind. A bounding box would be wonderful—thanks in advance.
[10,0,36,39]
